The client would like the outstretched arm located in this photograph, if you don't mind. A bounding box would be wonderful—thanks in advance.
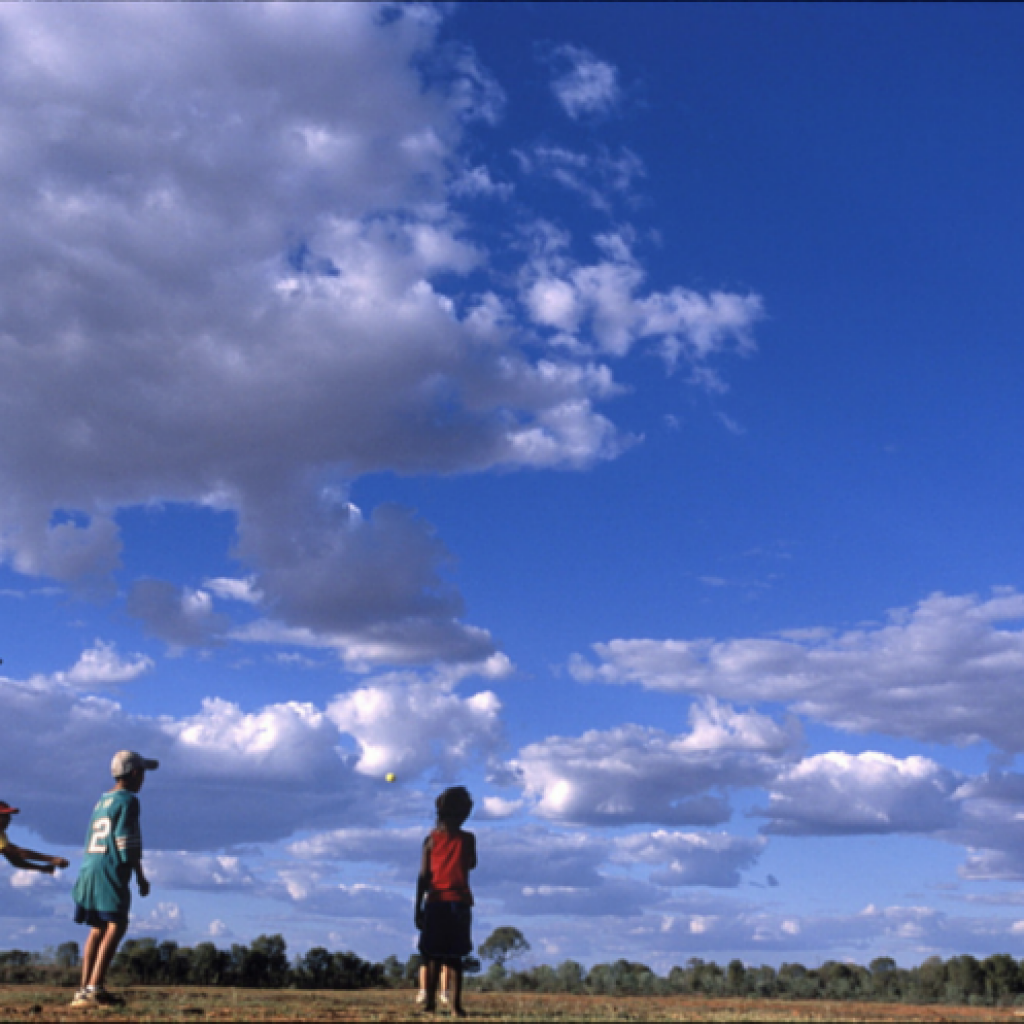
[1,844,68,873]
[15,846,69,869]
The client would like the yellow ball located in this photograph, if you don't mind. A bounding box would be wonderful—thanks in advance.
[385,773,396,783]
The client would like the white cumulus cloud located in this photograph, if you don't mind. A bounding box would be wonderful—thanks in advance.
[54,640,153,689]
[511,698,801,826]
[758,751,962,836]
[327,674,504,778]
[571,590,1024,751]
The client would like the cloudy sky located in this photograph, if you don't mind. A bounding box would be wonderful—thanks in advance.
[4,2,1024,970]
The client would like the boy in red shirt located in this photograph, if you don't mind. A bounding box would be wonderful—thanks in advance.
[415,786,476,1017]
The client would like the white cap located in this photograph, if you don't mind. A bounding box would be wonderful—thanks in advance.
[111,750,159,778]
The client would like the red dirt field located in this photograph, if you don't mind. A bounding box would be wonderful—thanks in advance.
[2,987,1024,1022]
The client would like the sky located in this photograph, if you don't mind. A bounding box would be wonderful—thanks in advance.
[3,1,1024,970]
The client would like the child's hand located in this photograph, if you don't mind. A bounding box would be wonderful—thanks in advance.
[139,877,150,897]
[41,864,56,875]
[54,858,70,870]
[415,907,425,930]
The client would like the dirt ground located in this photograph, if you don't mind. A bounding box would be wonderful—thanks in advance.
[2,987,1023,1023]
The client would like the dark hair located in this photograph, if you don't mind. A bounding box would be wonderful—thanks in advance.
[435,786,473,828]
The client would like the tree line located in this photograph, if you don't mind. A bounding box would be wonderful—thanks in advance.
[4,931,1024,1007]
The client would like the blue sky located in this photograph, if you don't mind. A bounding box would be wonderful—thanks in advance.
[4,2,1024,969]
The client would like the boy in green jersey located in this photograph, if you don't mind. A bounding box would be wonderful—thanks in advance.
[70,750,158,1008]
[0,799,70,874]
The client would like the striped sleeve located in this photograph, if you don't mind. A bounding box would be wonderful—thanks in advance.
[113,795,142,864]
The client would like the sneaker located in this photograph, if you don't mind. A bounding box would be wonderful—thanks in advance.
[72,987,123,1008]
[416,989,428,1005]
[439,990,450,1006]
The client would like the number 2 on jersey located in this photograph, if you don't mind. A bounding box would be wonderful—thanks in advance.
[88,817,111,854]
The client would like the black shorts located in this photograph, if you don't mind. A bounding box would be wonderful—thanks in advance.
[418,901,472,961]
[74,903,129,928]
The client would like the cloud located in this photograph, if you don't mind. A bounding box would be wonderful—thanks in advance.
[0,4,765,669]
[511,698,801,826]
[288,826,424,869]
[479,796,523,820]
[520,227,763,362]
[235,496,497,666]
[203,577,262,605]
[0,873,69,921]
[547,45,621,119]
[614,831,767,888]
[53,640,153,689]
[279,880,409,919]
[145,852,259,892]
[496,876,661,918]
[571,590,1024,751]
[758,752,962,837]
[0,655,503,851]
[0,4,629,662]
[127,580,230,648]
[133,902,185,936]
[327,673,505,779]
[515,145,645,211]
[475,826,611,890]
[948,772,1024,880]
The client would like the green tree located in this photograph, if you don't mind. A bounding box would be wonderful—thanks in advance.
[295,947,332,988]
[382,954,405,988]
[115,938,161,984]
[913,955,946,1003]
[555,959,586,993]
[982,953,1021,1002]
[55,942,80,970]
[726,959,747,996]
[946,955,985,1004]
[189,942,229,986]
[478,926,530,970]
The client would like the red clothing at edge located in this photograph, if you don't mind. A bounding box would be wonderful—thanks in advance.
[426,828,475,904]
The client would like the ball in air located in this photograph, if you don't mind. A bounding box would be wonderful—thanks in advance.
[385,772,396,783]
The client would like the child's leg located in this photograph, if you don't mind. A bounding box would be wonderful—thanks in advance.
[423,957,440,1011]
[80,926,104,990]
[449,960,465,1017]
[86,921,128,988]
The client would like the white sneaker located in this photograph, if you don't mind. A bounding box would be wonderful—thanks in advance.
[73,987,122,1007]
[416,989,427,1005]
[439,990,450,1006]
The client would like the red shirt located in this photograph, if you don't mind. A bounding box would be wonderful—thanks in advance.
[426,828,474,904]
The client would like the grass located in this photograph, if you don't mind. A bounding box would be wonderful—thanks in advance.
[2,987,1023,1022]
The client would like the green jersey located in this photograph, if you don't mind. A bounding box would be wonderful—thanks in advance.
[72,789,141,914]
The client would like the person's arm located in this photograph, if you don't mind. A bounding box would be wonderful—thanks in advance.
[415,834,432,928]
[1,843,67,873]
[463,830,477,872]
[119,796,149,896]
[13,845,69,870]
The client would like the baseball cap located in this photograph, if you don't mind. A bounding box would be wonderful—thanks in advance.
[0,801,19,815]
[111,750,160,778]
